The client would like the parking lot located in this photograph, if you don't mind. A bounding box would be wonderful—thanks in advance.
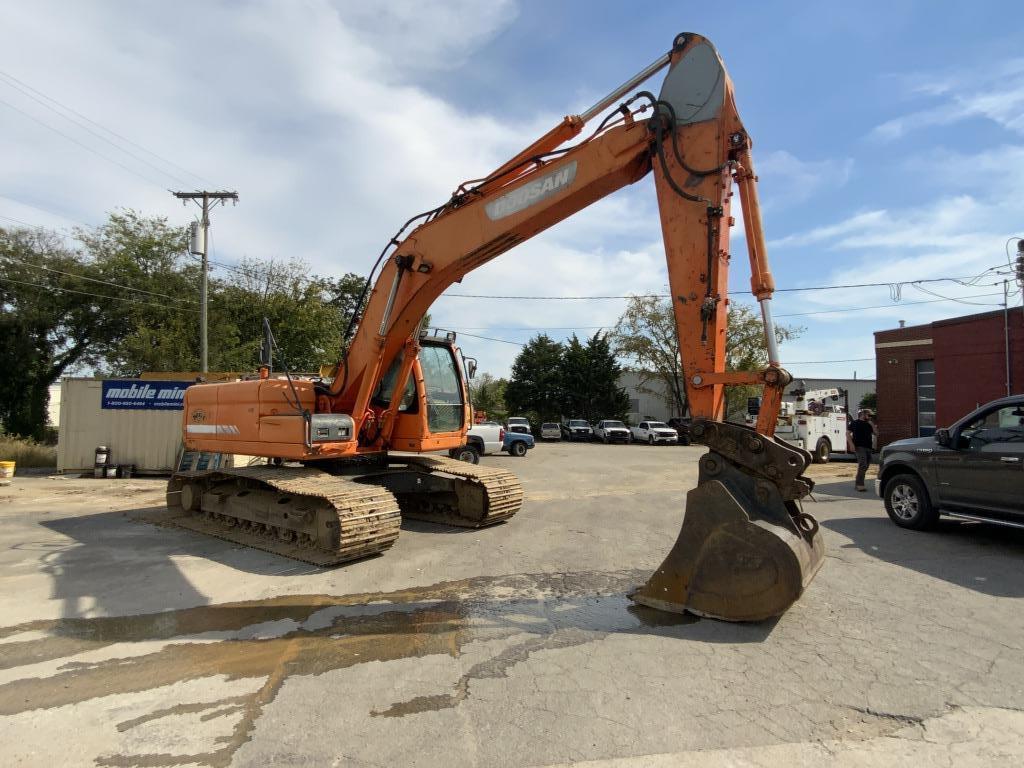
[1,443,1023,767]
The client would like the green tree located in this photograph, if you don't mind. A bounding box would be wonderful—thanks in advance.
[101,246,367,377]
[612,296,802,420]
[558,335,589,418]
[724,304,803,416]
[212,258,346,373]
[611,295,686,417]
[859,392,877,412]
[504,334,564,424]
[78,211,207,376]
[558,332,629,422]
[468,372,508,421]
[329,271,369,342]
[584,332,630,421]
[1,212,374,438]
[0,225,136,437]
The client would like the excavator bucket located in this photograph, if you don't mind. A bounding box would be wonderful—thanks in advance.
[631,421,825,622]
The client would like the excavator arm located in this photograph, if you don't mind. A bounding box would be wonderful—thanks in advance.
[332,35,787,442]
[176,33,824,622]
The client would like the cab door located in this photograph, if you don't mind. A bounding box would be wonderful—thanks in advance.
[937,404,1024,515]
[381,341,467,451]
[417,343,466,436]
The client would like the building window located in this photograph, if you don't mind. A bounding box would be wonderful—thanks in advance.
[916,360,936,436]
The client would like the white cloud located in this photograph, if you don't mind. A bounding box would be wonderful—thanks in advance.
[2,0,704,377]
[766,139,1022,340]
[756,150,853,205]
[0,0,544,268]
[10,3,1012,384]
[871,57,1024,140]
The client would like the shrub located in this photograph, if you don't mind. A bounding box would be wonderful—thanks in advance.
[0,435,57,468]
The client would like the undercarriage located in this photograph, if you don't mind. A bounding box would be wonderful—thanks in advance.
[166,455,523,565]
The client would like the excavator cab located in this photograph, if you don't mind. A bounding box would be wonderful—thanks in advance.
[375,333,472,452]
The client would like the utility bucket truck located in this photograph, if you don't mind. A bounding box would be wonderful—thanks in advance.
[770,388,854,464]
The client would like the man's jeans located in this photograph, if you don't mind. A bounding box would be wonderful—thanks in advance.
[855,446,871,488]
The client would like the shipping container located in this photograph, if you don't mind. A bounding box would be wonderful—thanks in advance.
[57,378,192,474]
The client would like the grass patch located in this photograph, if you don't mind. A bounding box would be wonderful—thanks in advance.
[0,436,57,468]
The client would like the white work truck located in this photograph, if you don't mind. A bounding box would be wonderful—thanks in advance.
[769,388,854,464]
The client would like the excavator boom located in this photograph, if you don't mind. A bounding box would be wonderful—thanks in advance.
[171,33,824,622]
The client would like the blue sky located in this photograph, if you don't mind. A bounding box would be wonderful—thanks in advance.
[3,1,1023,382]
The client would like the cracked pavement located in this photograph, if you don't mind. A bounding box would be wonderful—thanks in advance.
[0,444,1022,766]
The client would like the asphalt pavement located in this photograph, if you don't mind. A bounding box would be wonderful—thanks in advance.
[1,443,1022,767]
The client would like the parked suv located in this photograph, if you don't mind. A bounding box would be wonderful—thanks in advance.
[877,395,1024,530]
[540,422,561,440]
[594,419,630,443]
[561,419,593,441]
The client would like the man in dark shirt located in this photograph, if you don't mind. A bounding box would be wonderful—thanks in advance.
[848,409,876,491]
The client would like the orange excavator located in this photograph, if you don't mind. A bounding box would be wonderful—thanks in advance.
[169,33,824,622]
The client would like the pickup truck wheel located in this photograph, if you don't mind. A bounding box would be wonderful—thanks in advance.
[813,438,831,464]
[453,445,480,464]
[510,441,527,457]
[647,434,654,445]
[883,473,938,530]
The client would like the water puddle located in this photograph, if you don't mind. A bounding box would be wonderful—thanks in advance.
[0,569,696,767]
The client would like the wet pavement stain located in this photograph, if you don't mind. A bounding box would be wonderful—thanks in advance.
[0,569,696,768]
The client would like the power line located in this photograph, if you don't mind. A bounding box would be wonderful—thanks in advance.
[909,283,1005,307]
[785,357,874,364]
[448,291,1008,330]
[0,71,196,188]
[440,273,1008,300]
[0,275,198,313]
[453,330,526,346]
[450,324,876,364]
[0,97,170,189]
[1,255,197,304]
[774,292,1004,318]
[0,195,93,228]
[0,69,212,187]
[0,214,44,230]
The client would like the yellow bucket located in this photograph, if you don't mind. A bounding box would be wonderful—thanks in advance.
[0,460,14,486]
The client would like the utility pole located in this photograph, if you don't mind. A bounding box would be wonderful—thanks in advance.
[1005,279,1011,396]
[172,190,238,373]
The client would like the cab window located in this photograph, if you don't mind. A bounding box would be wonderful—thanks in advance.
[959,405,1024,450]
[372,354,416,412]
[419,344,464,433]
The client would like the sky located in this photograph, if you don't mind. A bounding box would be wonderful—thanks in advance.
[3,1,1023,382]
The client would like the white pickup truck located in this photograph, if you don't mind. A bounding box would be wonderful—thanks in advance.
[594,419,630,443]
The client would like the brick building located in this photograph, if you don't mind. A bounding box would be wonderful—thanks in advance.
[874,308,1024,447]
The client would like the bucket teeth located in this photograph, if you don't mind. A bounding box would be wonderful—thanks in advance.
[630,477,824,621]
[631,421,825,622]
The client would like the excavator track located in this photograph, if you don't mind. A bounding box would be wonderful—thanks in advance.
[378,454,523,527]
[166,466,401,566]
[163,455,522,566]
